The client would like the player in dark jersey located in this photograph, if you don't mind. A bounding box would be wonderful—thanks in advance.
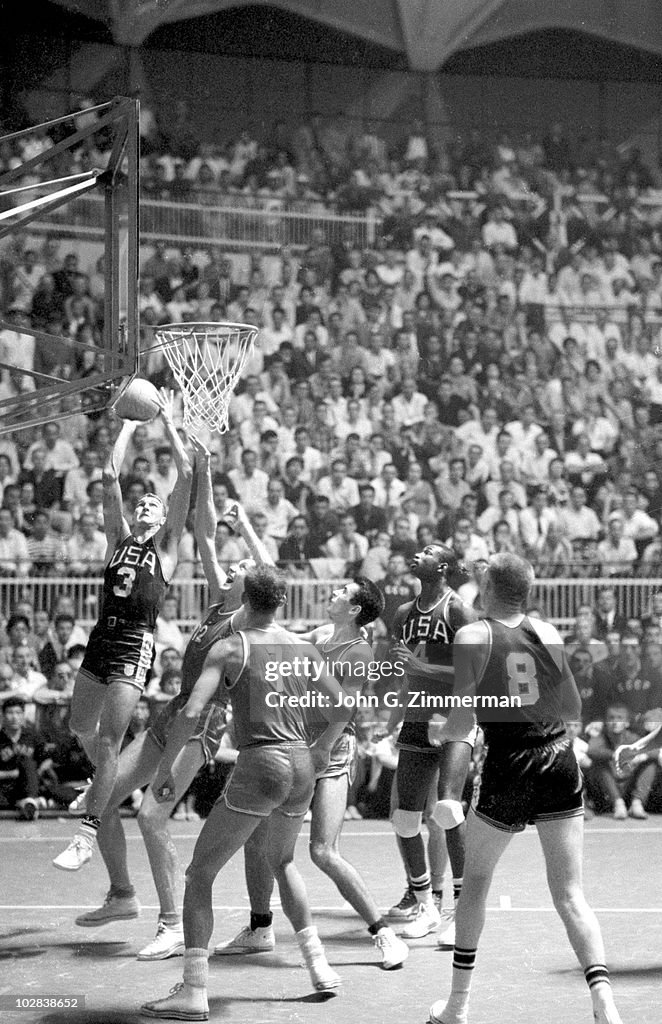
[71,437,275,960]
[141,566,351,1020]
[214,578,410,970]
[54,391,193,872]
[388,542,477,946]
[427,553,622,1024]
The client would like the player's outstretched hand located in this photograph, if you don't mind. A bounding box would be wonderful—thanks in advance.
[156,388,176,423]
[189,433,211,464]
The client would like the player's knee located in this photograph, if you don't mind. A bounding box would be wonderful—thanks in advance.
[137,800,166,834]
[391,808,423,838]
[430,799,465,830]
[309,838,334,870]
[185,860,211,890]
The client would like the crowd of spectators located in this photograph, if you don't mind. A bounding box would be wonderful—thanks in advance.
[1,106,662,820]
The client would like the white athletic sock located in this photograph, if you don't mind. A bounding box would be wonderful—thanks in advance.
[183,948,209,989]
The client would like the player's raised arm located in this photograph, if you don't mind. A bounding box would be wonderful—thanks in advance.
[191,435,226,602]
[155,388,194,577]
[102,418,138,562]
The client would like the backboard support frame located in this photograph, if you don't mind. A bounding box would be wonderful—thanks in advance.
[0,96,140,435]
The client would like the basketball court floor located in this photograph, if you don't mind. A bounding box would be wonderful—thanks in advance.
[0,816,659,1023]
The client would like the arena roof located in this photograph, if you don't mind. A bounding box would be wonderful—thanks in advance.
[48,0,662,67]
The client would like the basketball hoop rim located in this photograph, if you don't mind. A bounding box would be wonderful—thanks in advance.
[148,321,259,353]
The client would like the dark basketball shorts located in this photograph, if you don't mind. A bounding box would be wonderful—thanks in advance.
[316,731,357,783]
[223,742,315,818]
[475,736,584,833]
[148,696,227,765]
[78,623,155,692]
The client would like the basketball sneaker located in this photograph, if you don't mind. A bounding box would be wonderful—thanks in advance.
[387,886,418,920]
[428,998,468,1024]
[307,956,341,991]
[141,982,209,1021]
[401,900,441,939]
[138,921,185,960]
[76,891,140,927]
[53,833,94,871]
[436,907,456,948]
[213,924,275,955]
[373,926,409,969]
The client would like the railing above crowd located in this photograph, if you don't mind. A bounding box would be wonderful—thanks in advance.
[32,194,382,253]
[28,186,662,256]
[2,573,661,636]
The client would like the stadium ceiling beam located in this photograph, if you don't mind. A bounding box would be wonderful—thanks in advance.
[394,0,507,71]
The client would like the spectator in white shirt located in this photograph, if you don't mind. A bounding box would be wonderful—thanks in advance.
[622,489,659,544]
[65,512,106,574]
[448,521,490,565]
[238,400,280,451]
[570,399,618,455]
[519,487,560,558]
[228,449,269,514]
[375,248,404,288]
[504,405,543,459]
[597,514,638,577]
[413,212,455,254]
[231,375,279,424]
[283,426,325,483]
[371,463,407,511]
[260,307,294,357]
[0,508,30,576]
[260,478,298,542]
[391,376,428,428]
[455,407,500,462]
[477,489,521,538]
[61,448,102,518]
[484,459,527,509]
[519,431,558,490]
[151,445,179,505]
[406,234,437,293]
[564,434,608,491]
[25,421,78,473]
[334,399,373,443]
[481,207,518,251]
[315,459,360,514]
[324,513,369,573]
[560,486,602,541]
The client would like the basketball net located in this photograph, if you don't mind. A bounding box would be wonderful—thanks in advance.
[152,322,257,435]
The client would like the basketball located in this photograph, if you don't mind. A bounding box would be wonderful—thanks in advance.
[114,378,160,422]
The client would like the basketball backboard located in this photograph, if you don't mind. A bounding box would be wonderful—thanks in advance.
[0,96,140,434]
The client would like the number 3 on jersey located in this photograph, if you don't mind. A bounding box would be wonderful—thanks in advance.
[113,565,136,598]
[505,651,539,705]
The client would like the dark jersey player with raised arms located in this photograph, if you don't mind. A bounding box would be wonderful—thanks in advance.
[389,543,477,946]
[53,390,193,872]
[427,552,622,1024]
